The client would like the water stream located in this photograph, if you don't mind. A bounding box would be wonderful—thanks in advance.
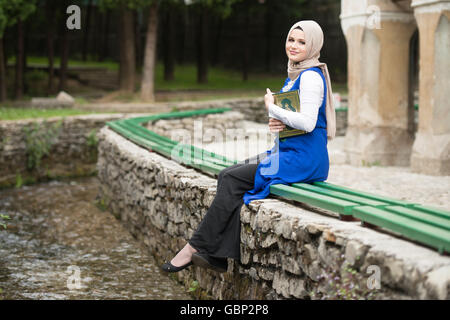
[0,176,191,300]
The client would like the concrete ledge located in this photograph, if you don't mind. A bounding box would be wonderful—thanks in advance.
[96,125,450,300]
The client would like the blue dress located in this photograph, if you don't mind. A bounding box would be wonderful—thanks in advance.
[243,67,329,205]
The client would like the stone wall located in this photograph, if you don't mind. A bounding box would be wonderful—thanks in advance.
[96,124,450,300]
[0,114,136,188]
[160,98,348,137]
[148,108,348,146]
[147,111,246,143]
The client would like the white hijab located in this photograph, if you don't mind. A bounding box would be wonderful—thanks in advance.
[286,20,336,140]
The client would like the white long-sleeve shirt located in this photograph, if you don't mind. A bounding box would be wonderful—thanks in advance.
[268,70,324,133]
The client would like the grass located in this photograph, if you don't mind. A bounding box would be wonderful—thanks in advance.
[8,56,348,94]
[153,63,286,92]
[7,56,119,71]
[0,107,110,121]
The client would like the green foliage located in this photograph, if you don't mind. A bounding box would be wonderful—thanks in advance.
[87,129,99,148]
[86,128,99,161]
[15,173,22,188]
[99,0,239,18]
[22,120,63,171]
[99,0,157,11]
[95,197,108,212]
[0,0,37,37]
[0,6,7,37]
[188,0,242,18]
[188,280,199,292]
[0,213,10,229]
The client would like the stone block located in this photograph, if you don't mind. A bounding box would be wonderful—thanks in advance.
[424,266,450,300]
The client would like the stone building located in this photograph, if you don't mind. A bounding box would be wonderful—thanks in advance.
[340,0,449,175]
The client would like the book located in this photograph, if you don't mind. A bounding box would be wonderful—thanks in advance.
[272,89,307,138]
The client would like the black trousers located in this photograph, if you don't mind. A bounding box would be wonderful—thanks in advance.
[189,151,269,261]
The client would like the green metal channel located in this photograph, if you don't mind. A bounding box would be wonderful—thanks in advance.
[123,120,177,149]
[107,120,174,157]
[292,183,389,207]
[108,119,228,175]
[122,111,237,167]
[313,182,416,207]
[270,184,361,215]
[313,181,450,222]
[123,120,236,167]
[383,206,450,231]
[411,205,450,220]
[118,121,224,174]
[353,206,450,253]
[127,107,233,125]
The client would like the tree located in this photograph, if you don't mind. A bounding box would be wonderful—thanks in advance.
[0,0,36,100]
[140,0,158,101]
[188,0,241,84]
[160,0,186,82]
[0,6,7,101]
[58,0,74,93]
[45,0,57,95]
[82,0,94,61]
[100,0,137,92]
[119,3,136,92]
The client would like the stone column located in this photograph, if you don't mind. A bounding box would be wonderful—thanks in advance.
[410,0,450,175]
[340,0,416,166]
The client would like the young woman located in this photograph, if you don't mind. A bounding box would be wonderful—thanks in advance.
[162,20,336,273]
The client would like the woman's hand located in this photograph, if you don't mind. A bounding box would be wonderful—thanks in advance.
[269,117,286,133]
[264,88,274,111]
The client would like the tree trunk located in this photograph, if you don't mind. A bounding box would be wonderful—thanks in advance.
[119,5,136,92]
[58,25,70,92]
[134,11,142,69]
[242,3,250,81]
[23,21,29,95]
[163,7,175,81]
[15,19,24,99]
[211,17,223,67]
[177,7,187,65]
[264,2,273,72]
[99,9,110,62]
[196,6,208,84]
[141,2,158,101]
[82,0,93,61]
[0,38,6,101]
[46,0,55,95]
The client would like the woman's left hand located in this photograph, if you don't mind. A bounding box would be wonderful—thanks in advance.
[264,88,274,111]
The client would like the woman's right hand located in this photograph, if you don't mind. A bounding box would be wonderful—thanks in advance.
[269,117,286,133]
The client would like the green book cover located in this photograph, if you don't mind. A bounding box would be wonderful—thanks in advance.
[272,89,307,138]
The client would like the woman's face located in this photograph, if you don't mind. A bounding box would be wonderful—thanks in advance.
[286,28,307,63]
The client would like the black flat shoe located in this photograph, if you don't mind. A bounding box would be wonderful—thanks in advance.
[161,260,193,273]
[191,252,228,273]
